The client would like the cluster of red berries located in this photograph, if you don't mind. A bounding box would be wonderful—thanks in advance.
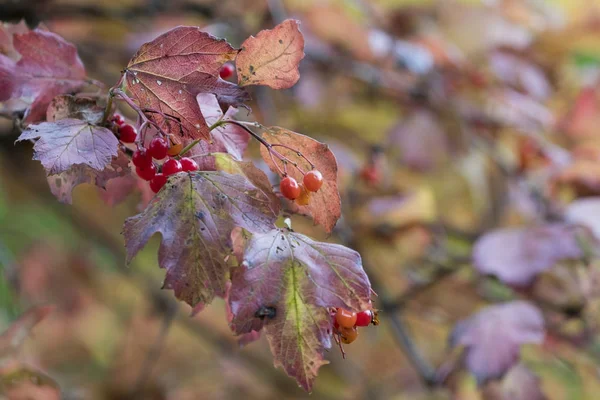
[279,170,324,206]
[333,307,379,344]
[113,114,197,193]
[113,114,137,143]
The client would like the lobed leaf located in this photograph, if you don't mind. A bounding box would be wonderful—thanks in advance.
[229,228,371,390]
[260,127,341,233]
[0,28,87,123]
[18,118,119,175]
[123,171,277,308]
[125,26,247,140]
[236,19,305,90]
[472,224,585,285]
[450,301,545,383]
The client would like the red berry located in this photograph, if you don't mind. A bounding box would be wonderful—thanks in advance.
[340,327,359,344]
[132,149,152,168]
[335,308,357,329]
[150,173,168,193]
[303,170,323,192]
[112,114,125,126]
[355,310,373,327]
[180,157,198,172]
[219,63,235,79]
[280,176,301,200]
[167,142,183,157]
[149,137,169,160]
[136,163,156,181]
[119,124,137,143]
[162,158,182,176]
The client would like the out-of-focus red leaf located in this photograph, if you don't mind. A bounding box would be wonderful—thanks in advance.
[560,86,600,139]
[18,119,119,175]
[236,19,305,90]
[229,227,371,391]
[0,29,87,123]
[123,171,277,308]
[259,127,341,233]
[125,26,247,140]
[450,301,545,383]
[472,224,585,285]
[0,20,28,60]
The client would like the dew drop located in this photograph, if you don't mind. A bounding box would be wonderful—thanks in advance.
[157,80,162,86]
[133,71,138,76]
[195,123,201,129]
[178,89,182,94]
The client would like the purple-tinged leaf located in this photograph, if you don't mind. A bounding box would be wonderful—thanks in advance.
[125,26,247,140]
[123,171,277,308]
[229,228,371,391]
[450,301,545,384]
[47,150,130,204]
[260,127,341,233]
[472,224,585,285]
[197,93,250,160]
[2,29,87,123]
[236,19,305,90]
[18,118,119,175]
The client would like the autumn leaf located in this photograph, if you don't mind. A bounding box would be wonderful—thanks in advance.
[125,26,248,140]
[45,95,104,125]
[236,19,305,90]
[123,171,277,308]
[472,224,586,285]
[450,301,545,383]
[260,127,341,233]
[18,118,119,175]
[0,29,87,123]
[47,150,130,204]
[229,227,371,391]
[0,20,28,59]
[197,93,250,160]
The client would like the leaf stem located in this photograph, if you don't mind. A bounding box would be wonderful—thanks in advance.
[177,119,227,157]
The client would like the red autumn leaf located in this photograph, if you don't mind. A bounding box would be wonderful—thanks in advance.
[236,19,305,90]
[18,118,119,175]
[450,301,545,384]
[197,93,250,160]
[47,150,130,204]
[260,127,341,233]
[123,171,278,308]
[472,224,586,285]
[125,26,247,140]
[0,20,28,60]
[0,29,87,123]
[229,227,371,391]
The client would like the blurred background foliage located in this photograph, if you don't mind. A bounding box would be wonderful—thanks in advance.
[3,0,600,398]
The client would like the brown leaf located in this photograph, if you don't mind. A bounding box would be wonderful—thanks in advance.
[46,95,104,124]
[236,19,305,90]
[260,127,341,233]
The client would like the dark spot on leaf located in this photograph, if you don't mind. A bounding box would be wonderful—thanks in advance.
[196,211,205,220]
[279,39,283,44]
[255,306,276,320]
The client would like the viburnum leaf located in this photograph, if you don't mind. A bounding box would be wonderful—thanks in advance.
[0,28,87,123]
[18,118,119,175]
[472,224,586,285]
[236,19,305,90]
[229,227,371,391]
[125,26,247,140]
[449,301,545,384]
[47,150,130,204]
[197,93,250,160]
[260,127,341,232]
[123,171,277,307]
[45,95,104,125]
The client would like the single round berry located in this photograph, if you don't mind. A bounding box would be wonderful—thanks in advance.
[340,327,359,344]
[149,137,169,160]
[180,157,199,172]
[162,158,182,176]
[112,114,125,126]
[119,124,137,143]
[303,170,323,192]
[335,308,357,329]
[219,63,235,79]
[355,310,373,327]
[167,142,183,157]
[295,184,311,206]
[280,176,301,200]
[136,163,156,181]
[150,173,168,193]
[132,149,152,168]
